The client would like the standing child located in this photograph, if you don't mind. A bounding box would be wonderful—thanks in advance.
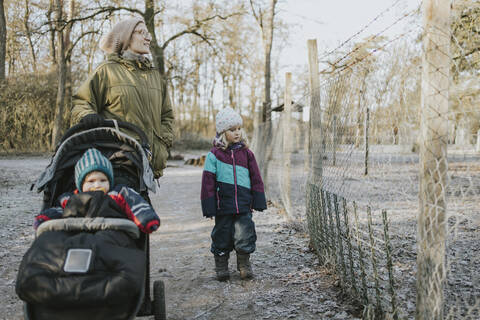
[201,107,267,281]
[35,148,160,234]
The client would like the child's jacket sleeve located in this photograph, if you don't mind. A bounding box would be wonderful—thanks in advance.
[109,186,160,233]
[247,150,267,211]
[201,152,217,217]
[33,192,73,229]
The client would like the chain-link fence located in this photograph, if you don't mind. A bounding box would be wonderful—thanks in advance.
[253,1,479,319]
[304,54,421,319]
[252,105,309,221]
[444,1,480,319]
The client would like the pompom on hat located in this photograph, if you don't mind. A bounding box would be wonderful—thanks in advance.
[74,148,114,191]
[99,17,144,54]
[215,107,243,134]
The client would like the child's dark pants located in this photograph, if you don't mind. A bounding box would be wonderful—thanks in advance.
[211,212,256,256]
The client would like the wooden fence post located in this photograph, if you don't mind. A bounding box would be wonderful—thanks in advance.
[364,107,369,175]
[333,115,337,166]
[305,39,323,251]
[307,39,322,184]
[416,0,450,319]
[476,129,480,153]
[304,108,310,171]
[282,72,293,217]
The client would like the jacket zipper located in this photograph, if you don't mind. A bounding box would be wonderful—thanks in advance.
[231,150,239,214]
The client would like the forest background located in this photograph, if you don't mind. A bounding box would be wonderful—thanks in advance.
[0,0,478,155]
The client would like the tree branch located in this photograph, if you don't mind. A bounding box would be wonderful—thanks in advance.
[161,12,242,50]
[453,47,480,61]
[65,30,99,61]
[52,6,142,31]
[249,0,261,25]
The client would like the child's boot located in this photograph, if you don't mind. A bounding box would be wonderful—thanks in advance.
[214,255,230,281]
[236,253,253,280]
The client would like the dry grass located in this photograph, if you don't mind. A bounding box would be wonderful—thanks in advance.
[0,73,59,152]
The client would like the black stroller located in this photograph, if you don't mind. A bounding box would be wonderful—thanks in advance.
[16,119,166,320]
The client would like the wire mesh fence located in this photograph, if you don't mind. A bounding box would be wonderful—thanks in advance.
[254,109,309,220]
[305,59,421,319]
[252,1,480,319]
[444,1,480,319]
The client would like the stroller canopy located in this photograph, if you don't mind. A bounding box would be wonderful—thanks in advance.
[36,125,156,193]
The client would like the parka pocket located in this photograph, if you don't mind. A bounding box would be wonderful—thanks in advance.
[152,131,169,173]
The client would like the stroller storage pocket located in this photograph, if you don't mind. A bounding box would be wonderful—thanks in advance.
[16,218,145,320]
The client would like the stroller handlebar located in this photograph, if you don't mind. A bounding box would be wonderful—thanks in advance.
[59,119,151,154]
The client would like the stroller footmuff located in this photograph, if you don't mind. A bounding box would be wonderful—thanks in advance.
[16,192,146,320]
[16,120,166,320]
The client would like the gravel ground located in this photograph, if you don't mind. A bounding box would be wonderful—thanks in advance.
[0,155,360,320]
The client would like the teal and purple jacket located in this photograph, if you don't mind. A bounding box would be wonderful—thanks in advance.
[201,143,267,217]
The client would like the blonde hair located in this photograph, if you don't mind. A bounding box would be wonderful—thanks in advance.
[218,128,249,150]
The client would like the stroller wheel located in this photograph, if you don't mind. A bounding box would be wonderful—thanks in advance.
[153,280,166,320]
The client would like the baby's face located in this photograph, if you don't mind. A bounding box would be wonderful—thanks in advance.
[82,171,110,193]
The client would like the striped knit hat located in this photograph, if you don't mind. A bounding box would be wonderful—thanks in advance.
[74,148,114,191]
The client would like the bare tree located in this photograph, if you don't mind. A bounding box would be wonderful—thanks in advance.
[144,0,164,72]
[51,0,67,148]
[249,0,278,192]
[0,0,6,80]
[250,0,277,124]
[23,0,37,72]
[46,0,56,65]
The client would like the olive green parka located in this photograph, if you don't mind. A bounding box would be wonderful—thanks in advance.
[72,53,174,178]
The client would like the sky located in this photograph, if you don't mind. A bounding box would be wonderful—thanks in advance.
[270,0,422,120]
[277,0,421,71]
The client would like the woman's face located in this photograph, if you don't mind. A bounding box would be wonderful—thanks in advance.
[225,126,242,144]
[128,23,152,55]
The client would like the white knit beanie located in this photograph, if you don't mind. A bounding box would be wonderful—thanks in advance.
[99,17,144,54]
[215,107,243,134]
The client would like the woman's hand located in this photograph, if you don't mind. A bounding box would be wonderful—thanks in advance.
[80,113,104,128]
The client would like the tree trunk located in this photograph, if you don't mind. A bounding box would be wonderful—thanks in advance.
[47,0,57,65]
[24,0,37,72]
[64,0,75,127]
[192,45,200,132]
[208,58,216,136]
[261,0,277,124]
[86,33,95,74]
[51,0,67,149]
[0,0,6,80]
[249,72,259,150]
[254,0,277,195]
[144,0,165,74]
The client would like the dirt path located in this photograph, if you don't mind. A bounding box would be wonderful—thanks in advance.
[0,156,359,320]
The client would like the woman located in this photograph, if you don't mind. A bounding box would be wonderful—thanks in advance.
[72,17,174,179]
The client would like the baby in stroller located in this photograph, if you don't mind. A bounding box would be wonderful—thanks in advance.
[16,120,166,320]
[34,147,160,234]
